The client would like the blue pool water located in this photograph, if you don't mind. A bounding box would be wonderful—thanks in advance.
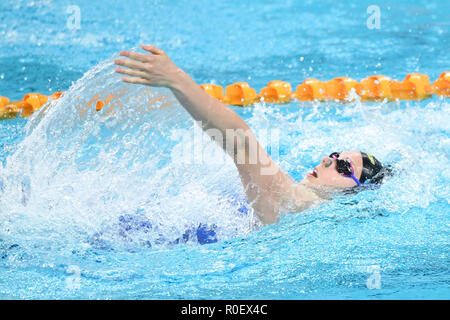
[0,0,449,299]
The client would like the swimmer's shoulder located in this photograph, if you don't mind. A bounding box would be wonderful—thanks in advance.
[282,182,328,213]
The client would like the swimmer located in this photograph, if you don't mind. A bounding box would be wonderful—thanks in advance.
[114,45,389,225]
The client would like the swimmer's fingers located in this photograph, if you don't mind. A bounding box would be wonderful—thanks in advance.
[121,77,152,85]
[116,45,176,88]
[119,50,154,63]
[114,58,148,71]
[141,44,166,56]
[115,67,148,79]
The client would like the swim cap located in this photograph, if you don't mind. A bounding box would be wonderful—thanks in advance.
[360,152,383,183]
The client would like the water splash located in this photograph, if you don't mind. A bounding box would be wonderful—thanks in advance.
[0,55,256,253]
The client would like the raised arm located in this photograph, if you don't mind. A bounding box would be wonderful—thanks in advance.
[114,45,320,224]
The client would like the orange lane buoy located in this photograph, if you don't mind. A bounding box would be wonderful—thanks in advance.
[49,91,64,100]
[23,93,48,110]
[95,92,120,112]
[1,100,34,118]
[0,96,10,108]
[223,82,259,106]
[0,105,20,119]
[390,73,432,100]
[325,77,358,101]
[260,80,292,103]
[432,71,450,97]
[355,75,393,101]
[200,84,224,102]
[294,78,327,101]
[96,100,105,111]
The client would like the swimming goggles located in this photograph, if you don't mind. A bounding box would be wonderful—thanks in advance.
[329,152,362,186]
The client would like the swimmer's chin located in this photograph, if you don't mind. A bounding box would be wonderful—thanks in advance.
[300,176,325,191]
[300,176,341,198]
[300,175,321,187]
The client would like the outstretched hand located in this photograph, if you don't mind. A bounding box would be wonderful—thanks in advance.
[114,45,182,88]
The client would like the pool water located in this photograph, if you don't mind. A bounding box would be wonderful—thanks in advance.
[0,0,449,299]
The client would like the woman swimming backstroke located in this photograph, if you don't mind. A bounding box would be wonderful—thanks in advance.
[114,45,388,225]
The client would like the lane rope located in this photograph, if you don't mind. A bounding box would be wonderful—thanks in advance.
[1,71,449,119]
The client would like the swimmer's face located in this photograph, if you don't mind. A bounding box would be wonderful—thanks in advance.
[301,150,363,188]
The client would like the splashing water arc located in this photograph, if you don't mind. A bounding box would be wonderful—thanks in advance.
[0,55,256,252]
